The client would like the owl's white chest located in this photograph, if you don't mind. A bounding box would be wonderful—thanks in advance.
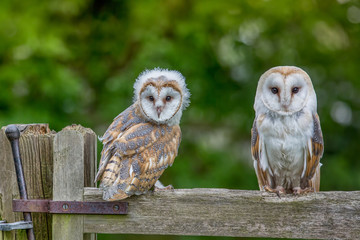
[258,111,313,186]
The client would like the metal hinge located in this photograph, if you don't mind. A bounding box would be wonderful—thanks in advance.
[12,199,128,215]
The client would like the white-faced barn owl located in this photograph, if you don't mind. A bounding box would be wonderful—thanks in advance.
[95,68,190,201]
[251,66,324,195]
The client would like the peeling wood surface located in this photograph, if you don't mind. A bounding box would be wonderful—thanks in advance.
[84,187,360,239]
[0,124,55,240]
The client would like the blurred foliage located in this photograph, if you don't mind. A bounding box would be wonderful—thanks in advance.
[1,0,360,239]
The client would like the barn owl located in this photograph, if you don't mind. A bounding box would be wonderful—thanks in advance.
[251,66,324,195]
[95,68,190,201]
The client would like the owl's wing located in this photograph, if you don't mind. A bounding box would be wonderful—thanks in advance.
[251,118,269,190]
[301,113,324,191]
[99,123,182,200]
[95,104,145,182]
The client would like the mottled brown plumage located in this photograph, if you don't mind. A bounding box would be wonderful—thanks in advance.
[95,68,190,201]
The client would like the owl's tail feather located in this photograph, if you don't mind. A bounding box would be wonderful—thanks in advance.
[99,155,122,187]
[103,186,130,201]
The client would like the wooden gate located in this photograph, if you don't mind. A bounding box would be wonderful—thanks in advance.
[0,124,359,240]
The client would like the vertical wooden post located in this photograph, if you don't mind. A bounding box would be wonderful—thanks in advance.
[0,124,55,240]
[52,125,96,240]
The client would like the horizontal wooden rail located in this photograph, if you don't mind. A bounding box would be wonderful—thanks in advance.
[83,187,360,239]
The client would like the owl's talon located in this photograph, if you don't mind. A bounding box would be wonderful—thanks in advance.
[263,185,284,198]
[154,184,174,191]
[275,191,281,199]
[263,186,285,198]
[263,185,275,192]
[293,187,314,195]
[276,186,286,195]
[154,180,174,192]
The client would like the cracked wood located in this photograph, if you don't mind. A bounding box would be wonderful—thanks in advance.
[84,188,360,239]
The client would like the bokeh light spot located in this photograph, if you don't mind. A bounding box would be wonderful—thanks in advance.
[347,6,360,24]
[331,101,352,125]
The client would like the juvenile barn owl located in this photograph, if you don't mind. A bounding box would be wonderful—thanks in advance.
[95,68,190,201]
[251,66,324,195]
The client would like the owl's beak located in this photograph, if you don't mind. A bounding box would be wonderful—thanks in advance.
[156,106,163,117]
[281,104,289,111]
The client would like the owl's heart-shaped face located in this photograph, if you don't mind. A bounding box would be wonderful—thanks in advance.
[140,82,182,123]
[257,67,315,115]
[133,69,190,126]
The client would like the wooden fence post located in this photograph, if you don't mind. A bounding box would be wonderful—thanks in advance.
[52,125,96,240]
[0,124,55,240]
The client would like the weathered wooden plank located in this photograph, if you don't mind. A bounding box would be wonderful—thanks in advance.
[0,126,18,240]
[84,188,360,239]
[0,124,55,240]
[19,125,54,240]
[52,125,96,240]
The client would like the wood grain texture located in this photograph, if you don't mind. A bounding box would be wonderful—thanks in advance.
[84,187,360,239]
[0,126,18,240]
[0,124,55,240]
[62,125,97,189]
[52,125,96,240]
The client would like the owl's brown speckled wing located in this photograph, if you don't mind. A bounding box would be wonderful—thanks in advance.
[95,105,182,201]
[301,113,324,191]
[95,104,146,182]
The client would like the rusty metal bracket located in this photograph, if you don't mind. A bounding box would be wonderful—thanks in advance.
[13,199,128,215]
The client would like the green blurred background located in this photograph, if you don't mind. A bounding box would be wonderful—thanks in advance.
[1,0,360,239]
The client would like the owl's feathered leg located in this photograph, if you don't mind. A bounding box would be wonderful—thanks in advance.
[154,180,174,191]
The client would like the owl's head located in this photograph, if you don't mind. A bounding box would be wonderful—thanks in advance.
[133,68,190,125]
[254,66,317,115]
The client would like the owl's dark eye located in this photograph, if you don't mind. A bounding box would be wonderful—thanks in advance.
[292,87,299,94]
[148,96,154,101]
[271,87,278,94]
[165,96,172,101]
